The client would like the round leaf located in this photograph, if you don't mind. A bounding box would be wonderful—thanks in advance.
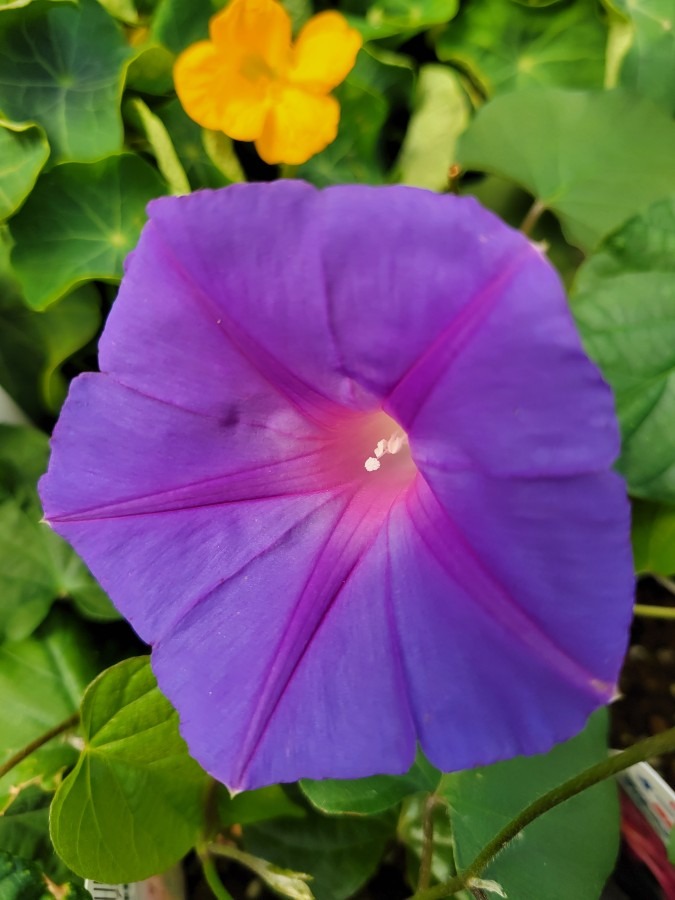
[10,154,166,310]
[0,271,101,418]
[345,0,458,41]
[457,88,675,249]
[612,0,675,114]
[50,657,208,883]
[436,0,607,95]
[0,121,48,220]
[151,0,215,54]
[572,194,675,500]
[0,0,132,163]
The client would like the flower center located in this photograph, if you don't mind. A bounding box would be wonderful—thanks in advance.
[240,53,276,83]
[364,430,409,472]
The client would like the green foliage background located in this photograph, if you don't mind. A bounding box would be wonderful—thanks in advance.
[1,0,675,897]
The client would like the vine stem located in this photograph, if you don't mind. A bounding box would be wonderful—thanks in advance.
[408,726,675,900]
[199,849,235,900]
[519,199,546,236]
[634,603,675,620]
[653,574,675,596]
[418,794,444,891]
[0,712,80,781]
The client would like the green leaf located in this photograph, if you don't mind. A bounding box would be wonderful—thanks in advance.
[297,47,413,186]
[612,0,675,114]
[343,0,458,41]
[436,0,607,95]
[0,745,75,810]
[395,64,469,192]
[280,0,311,30]
[0,611,97,799]
[156,100,238,189]
[126,98,190,195]
[0,0,132,163]
[97,0,138,23]
[0,0,73,12]
[217,786,305,828]
[10,153,166,310]
[50,657,208,882]
[668,823,675,864]
[443,711,619,900]
[0,121,48,221]
[511,0,568,6]
[0,851,87,900]
[0,424,117,641]
[0,233,101,417]
[301,754,440,816]
[125,42,175,96]
[244,810,395,900]
[151,0,220,54]
[0,786,73,884]
[572,193,675,500]
[457,88,675,249]
[632,500,675,574]
[0,787,51,862]
[36,287,101,413]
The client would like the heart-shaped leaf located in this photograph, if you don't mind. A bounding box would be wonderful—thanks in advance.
[50,657,208,882]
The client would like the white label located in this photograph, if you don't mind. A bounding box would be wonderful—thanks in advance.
[84,884,141,900]
[618,760,675,843]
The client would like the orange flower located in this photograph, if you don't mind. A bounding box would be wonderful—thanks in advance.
[174,0,362,165]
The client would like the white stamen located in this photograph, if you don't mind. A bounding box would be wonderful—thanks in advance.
[364,431,408,472]
[386,433,405,455]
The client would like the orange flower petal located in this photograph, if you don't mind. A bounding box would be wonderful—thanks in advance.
[288,11,362,92]
[174,42,229,132]
[255,86,339,164]
[209,0,292,74]
[174,40,271,141]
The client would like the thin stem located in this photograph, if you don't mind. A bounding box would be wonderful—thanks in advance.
[418,794,443,891]
[520,199,546,236]
[653,574,675,596]
[203,777,221,839]
[199,849,234,900]
[634,603,675,620]
[409,726,675,900]
[0,713,80,781]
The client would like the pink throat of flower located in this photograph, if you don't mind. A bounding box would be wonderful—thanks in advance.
[352,410,416,490]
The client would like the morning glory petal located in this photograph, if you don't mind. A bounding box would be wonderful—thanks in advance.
[41,182,633,789]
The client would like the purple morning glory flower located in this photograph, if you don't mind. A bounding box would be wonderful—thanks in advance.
[40,182,633,791]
